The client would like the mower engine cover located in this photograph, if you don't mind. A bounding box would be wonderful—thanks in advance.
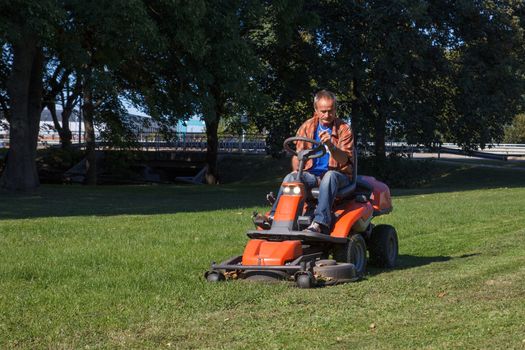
[241,239,302,266]
[359,175,392,214]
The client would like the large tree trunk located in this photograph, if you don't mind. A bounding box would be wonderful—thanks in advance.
[204,116,219,184]
[0,36,43,192]
[82,87,97,185]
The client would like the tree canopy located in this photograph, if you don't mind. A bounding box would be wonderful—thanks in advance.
[1,0,524,190]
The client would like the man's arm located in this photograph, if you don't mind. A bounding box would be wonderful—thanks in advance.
[319,130,352,165]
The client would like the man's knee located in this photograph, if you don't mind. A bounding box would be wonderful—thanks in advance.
[284,172,297,182]
[321,170,339,185]
[324,170,338,179]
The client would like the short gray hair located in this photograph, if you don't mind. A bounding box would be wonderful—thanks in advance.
[314,90,337,110]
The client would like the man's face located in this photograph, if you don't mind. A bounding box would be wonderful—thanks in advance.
[314,97,336,126]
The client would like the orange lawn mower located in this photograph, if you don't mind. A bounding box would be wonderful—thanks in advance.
[205,136,398,288]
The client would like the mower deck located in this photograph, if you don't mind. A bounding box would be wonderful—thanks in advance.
[206,252,359,288]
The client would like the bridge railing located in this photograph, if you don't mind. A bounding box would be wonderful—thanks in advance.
[134,132,267,153]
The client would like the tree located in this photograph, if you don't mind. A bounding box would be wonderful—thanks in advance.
[0,0,64,191]
[195,1,268,184]
[504,114,525,143]
[444,0,525,149]
[315,0,453,159]
[146,0,267,184]
[42,61,80,149]
[250,0,326,157]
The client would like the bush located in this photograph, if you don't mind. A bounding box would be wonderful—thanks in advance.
[36,147,84,183]
[36,147,84,172]
[358,153,437,188]
[103,150,145,179]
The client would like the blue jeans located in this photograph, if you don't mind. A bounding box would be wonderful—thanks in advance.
[270,170,351,228]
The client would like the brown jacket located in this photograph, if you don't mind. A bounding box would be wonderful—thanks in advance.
[292,115,354,179]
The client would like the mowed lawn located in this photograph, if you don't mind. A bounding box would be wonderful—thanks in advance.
[1,162,524,349]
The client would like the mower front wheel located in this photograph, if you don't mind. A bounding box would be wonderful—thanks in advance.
[295,272,316,289]
[333,234,367,276]
[205,271,225,282]
[368,224,398,268]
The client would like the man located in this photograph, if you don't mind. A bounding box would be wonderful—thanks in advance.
[263,90,354,234]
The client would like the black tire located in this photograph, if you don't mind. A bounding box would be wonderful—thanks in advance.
[296,273,315,288]
[368,224,398,268]
[205,271,225,282]
[333,234,367,276]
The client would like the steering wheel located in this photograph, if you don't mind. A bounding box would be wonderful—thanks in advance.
[283,136,326,161]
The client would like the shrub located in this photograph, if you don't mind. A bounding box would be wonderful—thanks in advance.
[36,147,84,183]
[358,153,437,188]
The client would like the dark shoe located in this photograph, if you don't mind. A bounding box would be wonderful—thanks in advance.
[303,221,329,234]
[253,213,272,230]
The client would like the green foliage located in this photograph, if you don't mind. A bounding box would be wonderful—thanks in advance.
[35,146,83,182]
[504,114,525,143]
[102,150,144,180]
[250,1,325,155]
[36,147,83,170]
[220,154,441,189]
[444,1,525,149]
[358,154,439,188]
[2,0,525,189]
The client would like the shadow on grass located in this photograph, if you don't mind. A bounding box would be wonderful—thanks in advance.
[0,183,276,220]
[367,253,481,277]
[1,159,524,220]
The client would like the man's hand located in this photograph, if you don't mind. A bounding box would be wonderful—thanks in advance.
[319,130,335,151]
[319,130,349,165]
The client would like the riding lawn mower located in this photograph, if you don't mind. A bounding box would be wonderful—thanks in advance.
[205,136,398,288]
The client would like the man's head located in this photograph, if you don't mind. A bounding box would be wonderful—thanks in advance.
[313,90,337,126]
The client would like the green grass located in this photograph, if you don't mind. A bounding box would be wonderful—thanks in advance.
[1,161,525,349]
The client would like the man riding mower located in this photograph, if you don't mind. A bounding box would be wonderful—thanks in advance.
[205,90,398,288]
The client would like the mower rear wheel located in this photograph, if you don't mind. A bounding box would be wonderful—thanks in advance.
[333,234,367,276]
[368,224,398,268]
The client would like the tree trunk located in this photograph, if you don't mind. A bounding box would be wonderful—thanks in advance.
[46,103,72,149]
[59,79,81,149]
[82,87,97,185]
[204,116,219,184]
[374,114,387,161]
[0,36,43,192]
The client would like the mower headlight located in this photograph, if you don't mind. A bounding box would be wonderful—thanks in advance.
[293,186,301,195]
[283,186,292,194]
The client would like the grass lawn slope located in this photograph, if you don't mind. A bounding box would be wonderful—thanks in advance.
[1,159,524,349]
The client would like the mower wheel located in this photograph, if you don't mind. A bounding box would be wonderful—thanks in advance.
[295,272,316,289]
[333,234,367,276]
[205,271,225,282]
[368,224,398,268]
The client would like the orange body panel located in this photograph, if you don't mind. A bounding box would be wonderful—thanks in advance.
[331,201,373,238]
[359,176,392,212]
[242,239,303,266]
[273,182,305,222]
